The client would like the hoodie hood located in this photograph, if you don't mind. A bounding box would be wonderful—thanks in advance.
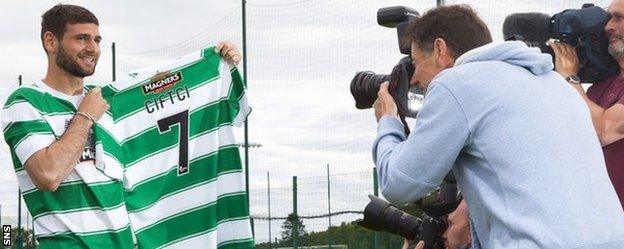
[454,41,553,75]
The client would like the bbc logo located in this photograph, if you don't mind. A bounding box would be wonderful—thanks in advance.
[2,225,10,246]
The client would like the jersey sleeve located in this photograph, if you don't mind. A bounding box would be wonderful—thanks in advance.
[221,62,251,127]
[1,90,56,168]
[93,86,125,181]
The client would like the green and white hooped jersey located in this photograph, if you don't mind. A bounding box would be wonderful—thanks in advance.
[1,82,134,248]
[94,47,254,248]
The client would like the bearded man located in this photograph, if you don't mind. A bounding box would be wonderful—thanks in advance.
[550,0,624,209]
[0,4,240,247]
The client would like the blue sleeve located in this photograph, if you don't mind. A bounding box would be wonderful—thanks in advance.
[372,82,470,204]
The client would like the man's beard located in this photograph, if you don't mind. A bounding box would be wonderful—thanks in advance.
[608,32,624,60]
[56,45,97,77]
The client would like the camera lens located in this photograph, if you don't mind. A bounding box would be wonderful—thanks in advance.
[350,71,390,109]
[358,195,422,240]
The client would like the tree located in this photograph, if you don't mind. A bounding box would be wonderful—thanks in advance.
[280,213,307,242]
[256,220,404,249]
[10,228,36,249]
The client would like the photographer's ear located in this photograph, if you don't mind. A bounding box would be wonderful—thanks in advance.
[433,38,454,68]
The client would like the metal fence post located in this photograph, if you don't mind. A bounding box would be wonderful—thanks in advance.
[16,74,22,248]
[327,164,332,249]
[242,0,252,237]
[292,176,298,249]
[17,188,22,249]
[373,167,380,249]
[111,42,116,81]
[267,171,272,248]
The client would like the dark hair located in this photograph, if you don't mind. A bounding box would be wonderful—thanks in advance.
[405,5,492,59]
[41,4,98,50]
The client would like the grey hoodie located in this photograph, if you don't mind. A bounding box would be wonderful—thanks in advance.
[373,41,624,249]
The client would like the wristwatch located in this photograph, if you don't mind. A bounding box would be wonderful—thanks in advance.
[565,75,581,85]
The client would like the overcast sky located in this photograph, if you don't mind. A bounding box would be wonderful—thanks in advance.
[0,0,612,244]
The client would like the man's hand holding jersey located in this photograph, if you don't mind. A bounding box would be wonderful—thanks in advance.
[77,87,110,125]
[215,41,242,66]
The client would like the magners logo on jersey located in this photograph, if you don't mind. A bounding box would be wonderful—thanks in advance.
[143,71,182,95]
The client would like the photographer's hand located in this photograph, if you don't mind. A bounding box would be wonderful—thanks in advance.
[373,82,399,122]
[548,40,579,78]
[402,239,425,249]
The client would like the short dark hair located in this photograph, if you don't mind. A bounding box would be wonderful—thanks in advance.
[406,5,492,59]
[41,4,98,49]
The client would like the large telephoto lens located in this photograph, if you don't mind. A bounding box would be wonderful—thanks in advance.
[350,72,390,110]
[358,195,421,240]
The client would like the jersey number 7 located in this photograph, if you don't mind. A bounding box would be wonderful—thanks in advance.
[157,110,189,176]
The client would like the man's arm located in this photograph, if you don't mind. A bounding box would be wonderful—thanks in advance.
[372,82,470,204]
[25,116,93,191]
[550,41,624,146]
[568,84,624,145]
[24,87,109,191]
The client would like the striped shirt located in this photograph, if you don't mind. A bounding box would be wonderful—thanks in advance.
[94,47,254,248]
[1,82,134,248]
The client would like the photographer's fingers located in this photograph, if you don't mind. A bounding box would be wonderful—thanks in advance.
[563,43,578,58]
[374,81,398,122]
[550,42,578,61]
[549,42,564,69]
[401,239,424,249]
[378,81,390,97]
[402,239,410,249]
[377,82,394,105]
[554,42,573,57]
[548,40,563,57]
[414,241,425,249]
[548,41,579,77]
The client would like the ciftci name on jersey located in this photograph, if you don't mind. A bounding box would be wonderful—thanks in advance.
[143,71,191,114]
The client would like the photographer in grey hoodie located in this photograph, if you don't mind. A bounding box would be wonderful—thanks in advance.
[372,5,624,249]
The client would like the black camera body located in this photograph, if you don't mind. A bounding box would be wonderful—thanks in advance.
[350,6,422,121]
[551,3,619,83]
[507,3,618,83]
